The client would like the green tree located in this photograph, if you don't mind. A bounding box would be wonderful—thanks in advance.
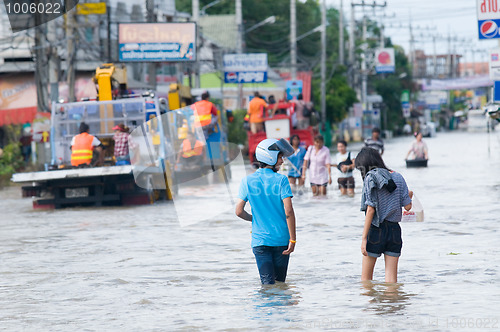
[313,67,357,123]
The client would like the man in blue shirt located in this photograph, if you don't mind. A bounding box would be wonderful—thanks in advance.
[235,138,297,284]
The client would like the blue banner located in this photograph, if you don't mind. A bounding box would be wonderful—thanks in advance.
[494,81,500,102]
[375,65,395,73]
[119,43,195,62]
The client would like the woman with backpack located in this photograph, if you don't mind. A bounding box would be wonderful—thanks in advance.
[332,140,356,197]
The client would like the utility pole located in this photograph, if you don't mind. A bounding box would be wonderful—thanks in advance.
[350,1,387,108]
[66,9,76,102]
[290,0,297,79]
[147,0,157,90]
[348,1,355,86]
[35,25,49,112]
[48,19,59,104]
[472,49,475,76]
[433,35,437,77]
[236,0,243,108]
[446,32,451,78]
[361,15,367,109]
[452,37,459,79]
[147,1,158,85]
[236,0,243,53]
[409,14,414,78]
[339,0,344,65]
[380,23,384,48]
[192,0,200,88]
[107,4,111,62]
[320,0,326,129]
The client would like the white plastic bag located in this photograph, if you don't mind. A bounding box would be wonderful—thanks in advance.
[401,194,424,222]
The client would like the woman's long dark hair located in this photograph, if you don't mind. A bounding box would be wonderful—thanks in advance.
[354,147,390,180]
[289,134,300,147]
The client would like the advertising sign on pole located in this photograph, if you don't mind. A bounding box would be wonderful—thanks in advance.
[353,103,363,118]
[286,80,303,100]
[76,2,107,15]
[375,48,395,73]
[489,48,500,79]
[477,0,500,39]
[223,53,268,83]
[118,23,196,62]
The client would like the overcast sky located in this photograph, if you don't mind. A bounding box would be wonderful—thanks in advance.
[328,0,497,63]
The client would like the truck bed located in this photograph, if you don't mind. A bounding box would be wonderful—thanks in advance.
[11,165,134,183]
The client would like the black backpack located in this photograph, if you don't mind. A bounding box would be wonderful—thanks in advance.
[337,152,352,171]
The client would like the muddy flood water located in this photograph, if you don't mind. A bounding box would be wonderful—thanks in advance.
[1,130,499,331]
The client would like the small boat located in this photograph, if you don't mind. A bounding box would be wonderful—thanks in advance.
[406,159,428,168]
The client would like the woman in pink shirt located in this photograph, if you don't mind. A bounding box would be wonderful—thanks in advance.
[302,135,332,196]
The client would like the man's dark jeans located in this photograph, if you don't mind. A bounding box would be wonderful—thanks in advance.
[252,245,290,284]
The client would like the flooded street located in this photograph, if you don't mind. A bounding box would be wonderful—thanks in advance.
[1,130,500,331]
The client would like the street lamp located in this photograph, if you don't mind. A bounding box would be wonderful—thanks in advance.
[296,24,325,42]
[234,15,276,109]
[245,16,276,34]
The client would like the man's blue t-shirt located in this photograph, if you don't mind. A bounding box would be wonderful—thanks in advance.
[238,168,293,247]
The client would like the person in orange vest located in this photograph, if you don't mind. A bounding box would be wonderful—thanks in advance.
[192,91,218,138]
[70,122,104,167]
[247,92,268,134]
[176,131,205,169]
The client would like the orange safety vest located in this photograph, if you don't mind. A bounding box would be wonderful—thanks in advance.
[192,100,213,127]
[71,132,95,166]
[182,139,204,158]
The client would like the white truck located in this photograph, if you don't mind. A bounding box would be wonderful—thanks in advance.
[12,97,173,209]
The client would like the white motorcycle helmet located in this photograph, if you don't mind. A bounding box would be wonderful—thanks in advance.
[255,138,295,166]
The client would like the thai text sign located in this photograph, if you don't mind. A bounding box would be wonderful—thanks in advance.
[223,53,268,83]
[118,23,196,62]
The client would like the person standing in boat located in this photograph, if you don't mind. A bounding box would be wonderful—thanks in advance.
[405,131,428,160]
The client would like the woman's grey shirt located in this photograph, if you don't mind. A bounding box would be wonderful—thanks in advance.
[360,168,412,227]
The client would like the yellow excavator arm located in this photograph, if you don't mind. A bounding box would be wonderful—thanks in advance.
[94,63,128,101]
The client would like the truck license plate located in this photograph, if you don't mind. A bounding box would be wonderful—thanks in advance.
[65,187,89,198]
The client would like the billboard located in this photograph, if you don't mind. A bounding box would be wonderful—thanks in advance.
[223,53,268,83]
[489,48,500,79]
[375,48,395,73]
[118,23,196,62]
[477,0,500,39]
[286,80,302,100]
